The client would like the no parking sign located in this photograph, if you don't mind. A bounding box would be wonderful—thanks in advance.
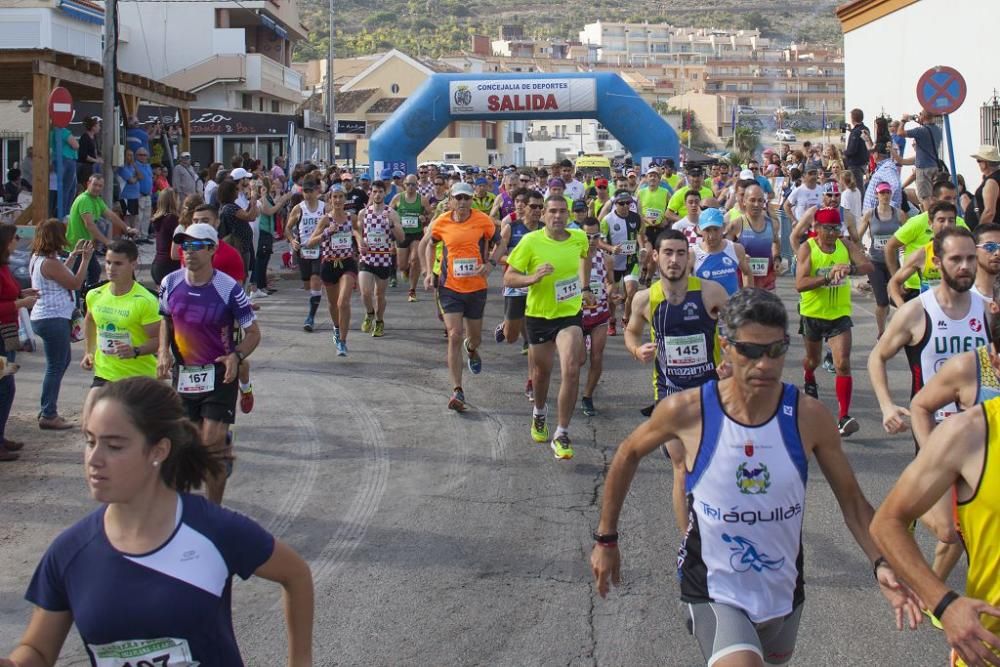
[916,66,967,115]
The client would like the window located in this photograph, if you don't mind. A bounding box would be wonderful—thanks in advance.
[258,97,264,112]
[390,83,400,94]
[241,94,252,110]
[271,100,280,113]
[444,152,462,160]
[575,124,582,134]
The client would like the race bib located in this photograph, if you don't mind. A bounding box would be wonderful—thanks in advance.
[589,270,605,301]
[401,215,420,231]
[664,334,708,367]
[644,208,662,221]
[872,235,890,251]
[330,232,353,251]
[367,229,389,247]
[555,276,580,302]
[177,364,215,394]
[620,240,638,255]
[89,637,197,667]
[453,257,479,277]
[748,257,769,277]
[98,329,131,355]
[300,246,320,260]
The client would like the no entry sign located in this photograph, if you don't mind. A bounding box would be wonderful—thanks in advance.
[48,86,73,128]
[916,66,967,116]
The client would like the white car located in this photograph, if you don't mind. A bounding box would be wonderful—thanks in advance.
[775,129,797,142]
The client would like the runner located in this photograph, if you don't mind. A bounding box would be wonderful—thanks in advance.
[795,206,873,436]
[471,177,496,215]
[358,180,405,337]
[857,182,906,338]
[971,224,1000,309]
[494,189,540,385]
[637,167,669,283]
[304,185,357,356]
[727,183,781,290]
[489,171,518,221]
[284,177,325,332]
[665,164,713,224]
[888,202,960,305]
[672,190,703,249]
[601,190,643,336]
[505,195,595,460]
[789,181,861,247]
[81,239,161,419]
[579,216,617,417]
[589,177,612,219]
[593,288,918,666]
[691,207,754,296]
[421,182,499,411]
[157,222,261,504]
[390,174,431,302]
[624,228,727,532]
[2,376,313,666]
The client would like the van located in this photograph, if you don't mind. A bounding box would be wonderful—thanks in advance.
[574,155,612,180]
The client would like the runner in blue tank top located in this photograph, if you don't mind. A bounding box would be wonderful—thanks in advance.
[691,208,754,296]
[594,288,920,667]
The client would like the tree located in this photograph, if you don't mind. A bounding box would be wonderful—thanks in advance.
[728,126,760,167]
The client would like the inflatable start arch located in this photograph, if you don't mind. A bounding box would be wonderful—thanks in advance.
[368,72,680,174]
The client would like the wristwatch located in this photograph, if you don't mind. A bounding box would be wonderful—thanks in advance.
[132,346,141,358]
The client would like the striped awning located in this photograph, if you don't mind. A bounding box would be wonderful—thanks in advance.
[260,14,288,40]
[58,0,104,25]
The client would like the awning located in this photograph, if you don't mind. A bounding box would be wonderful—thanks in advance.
[58,0,104,25]
[260,14,288,40]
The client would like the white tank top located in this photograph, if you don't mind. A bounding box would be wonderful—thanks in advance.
[297,200,325,244]
[29,255,75,321]
[678,381,807,623]
[906,289,990,421]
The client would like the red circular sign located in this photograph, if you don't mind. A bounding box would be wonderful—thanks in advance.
[916,66,967,116]
[48,86,74,128]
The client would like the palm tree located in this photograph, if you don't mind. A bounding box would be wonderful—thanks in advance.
[728,126,760,168]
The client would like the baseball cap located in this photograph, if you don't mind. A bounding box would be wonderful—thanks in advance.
[475,177,488,185]
[341,172,354,181]
[698,208,724,230]
[572,200,588,211]
[614,191,632,203]
[815,207,842,225]
[626,169,637,177]
[379,168,393,180]
[450,182,474,197]
[875,182,892,193]
[548,177,565,188]
[686,165,705,177]
[594,178,608,188]
[822,181,841,195]
[392,170,404,178]
[646,166,661,175]
[173,223,218,244]
[180,152,191,159]
[739,169,755,179]
[230,167,252,180]
[360,173,371,181]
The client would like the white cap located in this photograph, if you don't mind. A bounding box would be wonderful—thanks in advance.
[739,169,755,179]
[230,167,252,180]
[173,223,218,244]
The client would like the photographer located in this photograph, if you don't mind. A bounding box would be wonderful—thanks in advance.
[897,110,944,209]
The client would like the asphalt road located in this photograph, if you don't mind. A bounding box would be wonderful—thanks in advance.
[0,262,956,666]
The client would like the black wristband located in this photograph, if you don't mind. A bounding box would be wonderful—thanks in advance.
[592,531,618,544]
[872,556,887,580]
[933,590,960,621]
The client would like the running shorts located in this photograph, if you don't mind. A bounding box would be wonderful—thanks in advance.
[582,310,611,335]
[397,234,421,249]
[504,294,527,320]
[174,362,238,425]
[688,601,803,666]
[321,259,358,285]
[438,286,487,319]
[525,312,583,345]
[799,315,852,342]
[359,262,393,281]
[868,261,891,308]
[298,253,322,281]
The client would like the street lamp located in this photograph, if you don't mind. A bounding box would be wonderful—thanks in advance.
[18,98,31,113]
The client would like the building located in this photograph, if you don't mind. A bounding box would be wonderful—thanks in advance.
[837,0,998,182]
[524,119,625,166]
[115,0,312,166]
[579,22,769,67]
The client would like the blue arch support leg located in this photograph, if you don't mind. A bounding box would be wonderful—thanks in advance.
[368,72,679,173]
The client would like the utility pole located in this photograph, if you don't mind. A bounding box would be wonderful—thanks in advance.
[327,0,336,165]
[101,0,117,205]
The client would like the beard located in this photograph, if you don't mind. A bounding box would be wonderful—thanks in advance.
[940,264,974,293]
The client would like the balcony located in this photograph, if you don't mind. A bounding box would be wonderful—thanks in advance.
[163,52,303,103]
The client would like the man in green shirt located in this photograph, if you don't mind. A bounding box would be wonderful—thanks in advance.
[67,174,135,287]
[885,179,966,300]
[665,165,715,223]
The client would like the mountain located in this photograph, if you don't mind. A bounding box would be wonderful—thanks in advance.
[294,0,844,61]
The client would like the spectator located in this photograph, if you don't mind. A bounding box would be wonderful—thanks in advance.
[20,147,33,192]
[0,224,37,460]
[204,162,223,206]
[66,174,134,288]
[863,142,902,212]
[843,108,870,190]
[152,165,169,194]
[150,187,181,285]
[171,151,199,199]
[252,177,291,297]
[839,170,863,221]
[125,116,150,156]
[30,219,94,431]
[971,145,1000,226]
[115,149,141,235]
[134,148,154,242]
[3,169,21,204]
[897,110,943,208]
[50,122,79,218]
[75,116,101,187]
[217,179,257,277]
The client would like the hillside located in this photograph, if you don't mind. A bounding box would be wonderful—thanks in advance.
[295,0,844,61]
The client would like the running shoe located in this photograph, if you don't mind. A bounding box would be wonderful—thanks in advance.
[239,386,254,414]
[581,396,596,417]
[465,338,482,374]
[372,321,385,337]
[303,315,314,332]
[525,380,534,402]
[389,276,398,288]
[361,313,374,333]
[520,341,529,355]
[551,433,574,460]
[408,289,417,302]
[333,326,341,345]
[531,413,549,442]
[608,319,617,336]
[494,321,506,344]
[803,381,819,399]
[249,289,269,299]
[838,415,859,437]
[448,388,467,412]
[336,340,348,357]
[822,350,835,373]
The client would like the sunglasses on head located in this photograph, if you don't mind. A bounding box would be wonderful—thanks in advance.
[727,336,790,360]
[181,240,214,252]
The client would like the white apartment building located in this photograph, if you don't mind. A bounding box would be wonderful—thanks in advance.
[524,119,625,166]
[579,21,769,66]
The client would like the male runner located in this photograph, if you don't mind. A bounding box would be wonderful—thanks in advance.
[625,228,727,532]
[494,189,540,374]
[665,164,713,224]
[505,195,595,460]
[672,190,703,249]
[390,174,430,302]
[416,164,435,198]
[971,224,1000,306]
[81,239,160,418]
[601,190,643,335]
[358,180,405,337]
[789,181,861,248]
[471,177,496,215]
[157,223,261,504]
[284,177,325,332]
[594,288,917,666]
[727,183,781,290]
[421,182,499,411]
[580,217,616,417]
[637,167,670,283]
[691,207,754,296]
[888,202,960,305]
[590,178,612,219]
[795,207,873,436]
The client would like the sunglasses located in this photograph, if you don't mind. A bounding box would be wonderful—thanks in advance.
[978,242,1000,254]
[519,178,531,183]
[453,194,472,201]
[434,181,445,186]
[586,233,602,240]
[727,336,790,360]
[596,186,607,190]
[527,203,544,209]
[181,240,215,252]
[615,200,629,205]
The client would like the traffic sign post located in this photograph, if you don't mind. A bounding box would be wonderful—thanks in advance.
[916,66,966,188]
[48,87,74,219]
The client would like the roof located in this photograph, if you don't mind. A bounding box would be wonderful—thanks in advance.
[334,88,378,113]
[836,0,920,33]
[367,97,406,114]
[340,49,437,91]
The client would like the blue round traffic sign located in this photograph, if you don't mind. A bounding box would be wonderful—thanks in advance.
[916,66,967,115]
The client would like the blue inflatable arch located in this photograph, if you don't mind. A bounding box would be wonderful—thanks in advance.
[368,72,679,174]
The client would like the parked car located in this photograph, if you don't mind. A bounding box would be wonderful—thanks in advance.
[737,105,757,116]
[775,128,797,142]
